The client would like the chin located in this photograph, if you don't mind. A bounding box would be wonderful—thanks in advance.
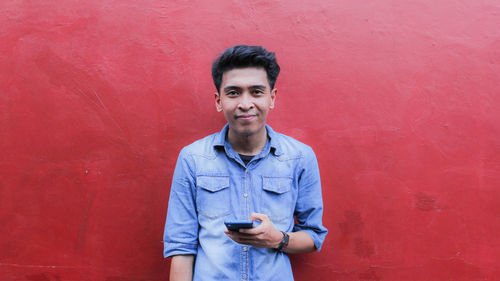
[235,128,255,137]
[229,122,265,137]
[231,125,257,137]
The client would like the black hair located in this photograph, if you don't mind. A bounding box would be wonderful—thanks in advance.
[211,45,280,93]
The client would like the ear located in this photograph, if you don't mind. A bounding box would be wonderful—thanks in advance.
[214,92,223,112]
[269,88,277,109]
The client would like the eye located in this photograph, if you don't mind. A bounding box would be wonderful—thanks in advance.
[226,91,239,96]
[253,89,264,95]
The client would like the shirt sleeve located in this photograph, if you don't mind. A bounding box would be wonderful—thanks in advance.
[163,148,199,257]
[293,146,328,251]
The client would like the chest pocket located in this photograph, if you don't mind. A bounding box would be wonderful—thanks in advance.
[261,176,294,230]
[196,175,231,219]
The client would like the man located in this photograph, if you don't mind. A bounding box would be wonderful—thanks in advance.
[163,45,327,281]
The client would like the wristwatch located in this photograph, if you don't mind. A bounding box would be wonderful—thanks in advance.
[277,231,289,251]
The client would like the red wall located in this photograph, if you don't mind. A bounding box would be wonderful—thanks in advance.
[1,0,499,280]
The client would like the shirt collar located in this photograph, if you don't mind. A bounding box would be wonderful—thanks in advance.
[213,124,283,156]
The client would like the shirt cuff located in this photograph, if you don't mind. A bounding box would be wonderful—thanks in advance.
[164,242,198,258]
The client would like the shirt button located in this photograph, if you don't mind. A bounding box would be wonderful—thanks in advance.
[243,193,248,198]
[242,274,247,280]
[243,246,248,252]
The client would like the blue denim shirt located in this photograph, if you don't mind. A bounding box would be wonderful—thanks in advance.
[163,124,327,281]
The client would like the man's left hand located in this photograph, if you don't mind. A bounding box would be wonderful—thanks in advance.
[224,213,284,248]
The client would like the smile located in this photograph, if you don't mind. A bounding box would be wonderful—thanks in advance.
[236,115,257,121]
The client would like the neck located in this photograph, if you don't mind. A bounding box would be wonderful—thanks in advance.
[228,126,268,156]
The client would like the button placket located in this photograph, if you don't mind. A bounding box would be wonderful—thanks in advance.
[243,168,251,280]
[244,169,250,218]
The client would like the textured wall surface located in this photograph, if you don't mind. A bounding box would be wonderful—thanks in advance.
[1,0,499,280]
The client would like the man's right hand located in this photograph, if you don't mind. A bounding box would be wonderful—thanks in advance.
[170,255,194,281]
[224,213,283,249]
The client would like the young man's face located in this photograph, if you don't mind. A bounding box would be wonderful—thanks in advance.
[215,67,276,138]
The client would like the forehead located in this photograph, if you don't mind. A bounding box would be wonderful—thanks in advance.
[221,67,270,89]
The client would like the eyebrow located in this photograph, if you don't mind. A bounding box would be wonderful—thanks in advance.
[223,85,267,92]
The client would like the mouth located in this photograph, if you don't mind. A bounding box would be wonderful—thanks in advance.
[235,114,257,121]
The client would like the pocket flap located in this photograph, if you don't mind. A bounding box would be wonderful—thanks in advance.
[262,177,292,194]
[197,176,229,192]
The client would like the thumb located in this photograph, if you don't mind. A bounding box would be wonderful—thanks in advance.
[249,212,268,222]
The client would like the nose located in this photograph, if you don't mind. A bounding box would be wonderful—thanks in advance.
[238,92,254,111]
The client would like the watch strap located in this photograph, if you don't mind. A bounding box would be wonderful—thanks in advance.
[277,231,289,251]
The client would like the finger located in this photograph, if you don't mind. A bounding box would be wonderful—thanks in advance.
[249,213,266,232]
[238,228,251,234]
[226,231,243,240]
[230,231,256,239]
[237,236,260,244]
[238,227,259,234]
[249,212,268,222]
[227,233,256,246]
[226,232,246,244]
[225,230,241,236]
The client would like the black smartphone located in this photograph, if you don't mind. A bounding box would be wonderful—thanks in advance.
[224,220,255,231]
